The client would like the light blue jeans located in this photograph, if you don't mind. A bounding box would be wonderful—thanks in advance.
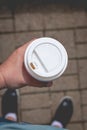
[0,118,67,130]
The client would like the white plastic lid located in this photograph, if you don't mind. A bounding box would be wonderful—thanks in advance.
[24,37,68,81]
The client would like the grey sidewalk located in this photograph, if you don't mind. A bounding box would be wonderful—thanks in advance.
[0,2,87,130]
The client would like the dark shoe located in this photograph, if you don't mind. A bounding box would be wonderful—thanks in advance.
[52,96,73,128]
[1,89,18,118]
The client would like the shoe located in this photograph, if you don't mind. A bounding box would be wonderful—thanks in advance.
[1,89,18,118]
[52,96,73,128]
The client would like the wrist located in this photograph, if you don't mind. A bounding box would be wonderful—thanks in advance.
[0,64,6,89]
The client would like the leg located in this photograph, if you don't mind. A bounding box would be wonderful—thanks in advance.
[51,96,73,128]
[1,89,18,122]
[0,91,71,130]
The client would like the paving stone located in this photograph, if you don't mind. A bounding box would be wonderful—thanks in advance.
[76,44,87,58]
[15,32,43,48]
[15,13,44,31]
[20,86,49,94]
[66,91,82,121]
[65,60,77,74]
[21,108,51,124]
[0,19,13,32]
[76,29,87,42]
[0,34,16,62]
[81,90,87,105]
[44,11,75,29]
[67,123,83,130]
[82,106,87,120]
[45,30,76,58]
[51,75,79,91]
[84,123,87,130]
[0,8,12,18]
[0,89,6,96]
[50,92,64,117]
[21,93,50,109]
[44,10,87,29]
[15,6,87,30]
[78,60,87,89]
[74,11,87,27]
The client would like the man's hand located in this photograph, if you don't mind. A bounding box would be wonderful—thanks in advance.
[0,40,52,89]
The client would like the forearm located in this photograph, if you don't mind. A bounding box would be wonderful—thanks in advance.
[0,65,6,89]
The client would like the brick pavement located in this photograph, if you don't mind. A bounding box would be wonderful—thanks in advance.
[0,3,87,130]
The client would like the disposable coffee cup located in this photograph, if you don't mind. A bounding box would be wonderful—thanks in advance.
[24,37,68,81]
